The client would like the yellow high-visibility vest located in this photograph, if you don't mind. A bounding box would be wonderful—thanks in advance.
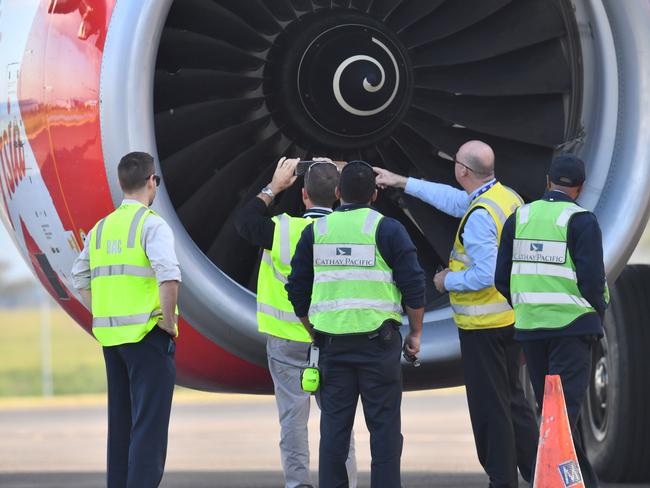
[449,182,522,330]
[89,203,164,346]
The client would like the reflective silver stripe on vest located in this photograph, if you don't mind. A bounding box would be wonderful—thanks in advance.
[257,302,301,323]
[261,252,288,284]
[127,207,149,248]
[314,269,394,284]
[512,262,577,281]
[362,210,382,234]
[512,292,592,308]
[518,205,531,225]
[450,249,472,266]
[309,299,402,315]
[556,206,586,227]
[94,219,106,250]
[315,215,328,235]
[276,214,291,265]
[451,301,512,316]
[474,197,507,226]
[93,310,161,328]
[91,264,155,280]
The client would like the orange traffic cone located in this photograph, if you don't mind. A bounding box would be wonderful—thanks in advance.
[533,375,585,488]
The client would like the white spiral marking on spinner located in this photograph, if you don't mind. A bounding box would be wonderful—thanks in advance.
[333,37,400,117]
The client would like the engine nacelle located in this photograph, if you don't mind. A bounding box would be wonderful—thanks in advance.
[1,0,650,392]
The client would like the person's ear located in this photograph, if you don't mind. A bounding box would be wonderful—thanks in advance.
[302,188,309,204]
[335,186,342,200]
[575,184,584,198]
[546,175,551,190]
[370,189,378,203]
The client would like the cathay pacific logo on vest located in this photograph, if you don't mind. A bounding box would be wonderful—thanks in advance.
[513,239,567,264]
[314,244,376,267]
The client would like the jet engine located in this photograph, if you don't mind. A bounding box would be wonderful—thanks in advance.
[1,0,649,480]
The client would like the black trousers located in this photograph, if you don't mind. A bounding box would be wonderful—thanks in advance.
[459,326,538,488]
[102,326,176,488]
[522,336,599,488]
[317,325,403,488]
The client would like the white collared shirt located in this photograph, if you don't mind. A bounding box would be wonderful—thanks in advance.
[71,199,181,290]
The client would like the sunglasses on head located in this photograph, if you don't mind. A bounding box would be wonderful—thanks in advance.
[146,174,161,186]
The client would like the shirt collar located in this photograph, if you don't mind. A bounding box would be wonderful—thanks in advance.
[303,207,332,218]
[543,190,576,203]
[469,178,497,201]
[335,203,370,212]
[121,199,147,207]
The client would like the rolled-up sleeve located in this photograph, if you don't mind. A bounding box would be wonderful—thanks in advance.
[142,216,182,284]
[404,177,470,218]
[71,231,92,290]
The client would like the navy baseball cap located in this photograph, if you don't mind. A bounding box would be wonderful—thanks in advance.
[549,154,585,187]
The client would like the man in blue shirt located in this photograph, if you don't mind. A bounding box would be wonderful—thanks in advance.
[375,141,538,488]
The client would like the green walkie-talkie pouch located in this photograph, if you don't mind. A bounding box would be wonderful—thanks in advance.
[301,344,320,393]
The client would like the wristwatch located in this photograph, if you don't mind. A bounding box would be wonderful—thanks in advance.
[260,186,275,200]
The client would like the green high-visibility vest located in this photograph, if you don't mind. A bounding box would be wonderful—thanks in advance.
[256,213,313,342]
[310,208,403,335]
[88,203,163,346]
[511,200,609,331]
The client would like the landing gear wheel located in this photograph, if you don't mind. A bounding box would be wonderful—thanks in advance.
[581,264,650,482]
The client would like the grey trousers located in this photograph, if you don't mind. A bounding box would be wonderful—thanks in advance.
[267,335,358,488]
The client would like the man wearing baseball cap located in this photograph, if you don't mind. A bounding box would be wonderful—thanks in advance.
[495,154,609,487]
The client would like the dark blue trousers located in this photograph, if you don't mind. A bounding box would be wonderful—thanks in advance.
[459,326,538,488]
[102,326,176,488]
[522,336,599,488]
[317,325,403,488]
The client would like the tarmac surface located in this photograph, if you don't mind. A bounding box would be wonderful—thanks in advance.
[0,389,646,487]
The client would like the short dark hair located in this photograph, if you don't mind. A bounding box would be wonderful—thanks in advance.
[118,152,155,193]
[339,161,376,204]
[304,162,339,207]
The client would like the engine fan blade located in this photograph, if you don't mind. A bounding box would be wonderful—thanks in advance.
[414,40,571,96]
[157,29,265,73]
[177,133,284,251]
[154,70,262,113]
[412,91,566,147]
[402,111,550,201]
[368,0,407,20]
[155,98,264,159]
[411,0,566,67]
[164,0,271,52]
[162,117,272,207]
[260,0,296,20]
[213,0,282,35]
[401,0,511,48]
[386,0,446,33]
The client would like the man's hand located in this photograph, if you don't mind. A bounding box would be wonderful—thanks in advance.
[434,268,450,293]
[299,316,315,340]
[269,157,300,196]
[373,167,408,190]
[404,331,421,356]
[158,316,178,337]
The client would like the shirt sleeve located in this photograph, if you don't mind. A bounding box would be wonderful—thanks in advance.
[71,230,92,290]
[495,213,516,305]
[376,217,426,309]
[234,197,275,250]
[141,215,182,284]
[404,177,470,218]
[286,224,315,318]
[444,209,498,292]
[569,212,608,318]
